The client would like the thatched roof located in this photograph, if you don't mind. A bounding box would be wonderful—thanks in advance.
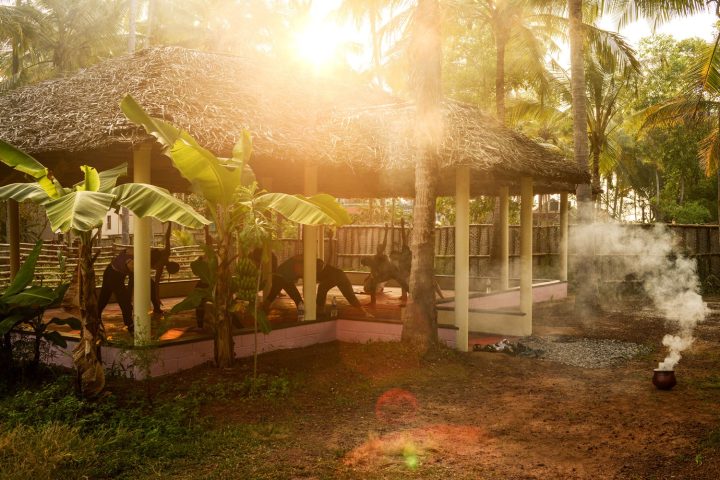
[0,46,588,197]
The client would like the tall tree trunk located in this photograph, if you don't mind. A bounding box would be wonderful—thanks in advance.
[401,0,441,351]
[145,0,157,47]
[72,236,105,397]
[370,12,382,86]
[569,0,591,222]
[495,32,506,125]
[489,28,508,277]
[569,0,599,311]
[128,0,137,53]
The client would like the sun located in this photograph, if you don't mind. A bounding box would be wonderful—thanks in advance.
[293,21,343,68]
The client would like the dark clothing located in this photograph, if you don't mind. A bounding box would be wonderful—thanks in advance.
[98,264,133,328]
[264,255,363,310]
[361,253,409,305]
[98,251,162,329]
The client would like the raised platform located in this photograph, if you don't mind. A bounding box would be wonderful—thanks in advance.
[437,280,568,336]
[46,318,458,379]
[37,281,566,378]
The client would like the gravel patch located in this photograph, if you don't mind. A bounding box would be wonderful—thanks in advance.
[519,336,651,369]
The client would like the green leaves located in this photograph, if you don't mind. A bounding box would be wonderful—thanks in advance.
[44,190,115,233]
[0,183,51,204]
[77,166,100,192]
[112,183,210,229]
[0,138,48,179]
[252,192,352,226]
[1,241,43,299]
[96,163,127,192]
[121,94,246,205]
[5,286,58,308]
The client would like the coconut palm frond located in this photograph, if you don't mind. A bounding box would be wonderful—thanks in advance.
[601,0,708,30]
[699,127,720,176]
[583,22,640,73]
[684,35,720,97]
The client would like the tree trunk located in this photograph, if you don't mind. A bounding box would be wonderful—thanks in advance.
[214,214,234,368]
[569,0,591,222]
[495,32,506,125]
[72,237,105,397]
[569,0,600,311]
[401,0,441,351]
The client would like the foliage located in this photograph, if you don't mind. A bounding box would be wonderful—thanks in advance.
[122,95,350,369]
[0,240,79,371]
[0,141,209,397]
[0,371,291,479]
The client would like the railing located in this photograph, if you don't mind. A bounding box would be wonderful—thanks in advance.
[2,223,719,289]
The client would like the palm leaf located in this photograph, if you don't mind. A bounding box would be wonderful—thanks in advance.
[112,183,210,229]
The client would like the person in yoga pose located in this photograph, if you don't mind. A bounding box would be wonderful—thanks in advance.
[98,224,180,332]
[361,223,409,306]
[262,254,372,317]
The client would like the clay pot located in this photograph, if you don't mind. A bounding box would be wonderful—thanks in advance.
[653,369,677,391]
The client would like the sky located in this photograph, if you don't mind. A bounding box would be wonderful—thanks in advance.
[302,2,720,72]
[598,9,718,46]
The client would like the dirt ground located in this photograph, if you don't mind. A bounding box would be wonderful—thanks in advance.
[129,296,720,479]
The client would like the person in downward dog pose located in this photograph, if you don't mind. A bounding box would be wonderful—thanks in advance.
[262,254,373,318]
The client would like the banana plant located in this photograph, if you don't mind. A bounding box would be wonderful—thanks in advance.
[0,140,210,397]
[121,94,351,369]
[0,240,80,371]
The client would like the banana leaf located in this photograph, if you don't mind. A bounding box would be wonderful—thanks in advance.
[112,183,210,229]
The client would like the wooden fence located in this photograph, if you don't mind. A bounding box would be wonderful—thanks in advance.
[2,224,719,289]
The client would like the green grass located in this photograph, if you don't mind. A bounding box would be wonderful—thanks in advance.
[0,372,293,479]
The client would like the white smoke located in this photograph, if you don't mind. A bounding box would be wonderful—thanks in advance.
[572,223,706,370]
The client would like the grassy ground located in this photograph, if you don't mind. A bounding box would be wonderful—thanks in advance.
[2,296,720,479]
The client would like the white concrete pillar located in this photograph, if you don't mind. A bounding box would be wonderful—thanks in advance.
[499,186,509,290]
[318,226,325,263]
[520,177,533,335]
[455,166,470,352]
[303,163,318,320]
[559,192,569,282]
[133,143,152,344]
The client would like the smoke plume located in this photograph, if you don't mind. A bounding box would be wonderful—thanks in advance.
[572,223,706,370]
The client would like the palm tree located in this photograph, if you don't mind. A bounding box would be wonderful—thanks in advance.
[336,0,403,86]
[400,0,442,350]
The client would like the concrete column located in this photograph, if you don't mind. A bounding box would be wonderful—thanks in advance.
[133,144,152,345]
[303,163,318,320]
[318,226,325,263]
[559,192,569,282]
[7,200,20,278]
[520,177,533,335]
[499,186,509,290]
[455,166,470,352]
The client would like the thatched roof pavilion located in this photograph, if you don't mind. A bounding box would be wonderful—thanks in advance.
[0,46,585,346]
[0,46,587,197]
